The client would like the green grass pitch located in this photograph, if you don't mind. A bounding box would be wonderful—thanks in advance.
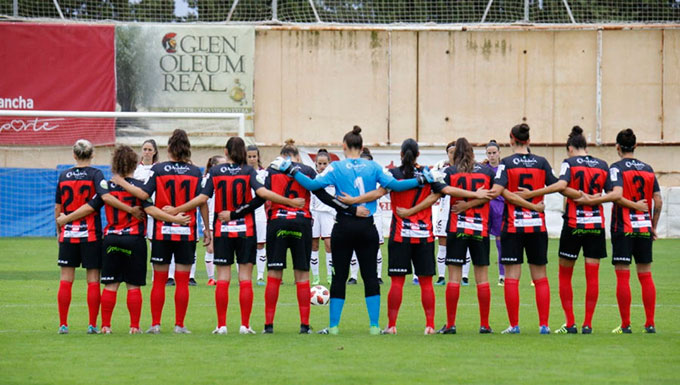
[1,237,679,384]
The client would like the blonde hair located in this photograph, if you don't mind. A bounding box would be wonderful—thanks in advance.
[73,139,94,160]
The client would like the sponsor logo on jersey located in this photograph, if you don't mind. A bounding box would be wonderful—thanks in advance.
[66,169,88,179]
[164,163,191,174]
[624,160,647,170]
[512,156,538,166]
[576,157,601,167]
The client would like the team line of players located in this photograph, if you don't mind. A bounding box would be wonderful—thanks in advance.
[54,123,661,335]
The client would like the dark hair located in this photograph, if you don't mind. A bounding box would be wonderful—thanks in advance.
[225,136,247,165]
[142,139,159,163]
[510,123,530,145]
[400,138,419,179]
[453,137,475,173]
[486,139,500,150]
[616,128,636,153]
[111,145,138,176]
[566,126,587,150]
[168,129,191,163]
[73,139,94,160]
[446,141,456,152]
[205,155,226,175]
[360,147,373,160]
[316,148,331,162]
[343,125,363,150]
[280,139,299,157]
[246,144,262,168]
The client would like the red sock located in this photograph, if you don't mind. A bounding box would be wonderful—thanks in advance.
[387,276,405,328]
[240,280,254,327]
[264,276,281,325]
[57,280,73,326]
[477,282,491,329]
[445,282,460,328]
[583,263,599,328]
[127,288,142,329]
[87,282,101,327]
[615,269,631,327]
[638,272,656,328]
[504,278,519,327]
[214,280,229,328]
[150,270,168,326]
[296,281,311,326]
[534,277,550,327]
[100,289,117,328]
[558,265,575,326]
[419,276,435,329]
[174,271,190,328]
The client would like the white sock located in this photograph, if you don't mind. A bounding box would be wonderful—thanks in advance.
[376,248,383,279]
[350,252,359,280]
[190,258,196,279]
[310,250,320,277]
[462,251,471,279]
[204,252,214,279]
[256,248,266,280]
[437,245,446,278]
[168,258,176,279]
[326,252,333,277]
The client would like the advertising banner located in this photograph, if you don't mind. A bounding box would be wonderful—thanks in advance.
[0,23,116,146]
[115,25,255,146]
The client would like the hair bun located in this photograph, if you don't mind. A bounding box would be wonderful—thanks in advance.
[489,139,497,143]
[284,138,295,145]
[519,123,530,134]
[317,148,328,154]
[352,125,362,135]
[571,126,583,136]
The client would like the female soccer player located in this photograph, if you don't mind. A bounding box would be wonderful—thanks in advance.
[203,155,227,286]
[433,141,456,286]
[55,139,143,334]
[576,128,661,333]
[489,123,558,334]
[163,137,307,335]
[113,129,210,334]
[484,140,505,286]
[310,149,336,285]
[57,145,190,334]
[246,145,269,286]
[273,126,436,335]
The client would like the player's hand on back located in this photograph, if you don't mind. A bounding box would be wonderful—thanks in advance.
[174,212,191,226]
[217,210,231,222]
[451,201,469,214]
[56,213,68,227]
[162,205,179,215]
[534,202,545,213]
[634,199,649,212]
[395,206,412,218]
[356,206,369,217]
[290,197,306,208]
[131,206,145,220]
[339,192,359,205]
[515,187,533,200]
[474,188,492,200]
[573,191,592,206]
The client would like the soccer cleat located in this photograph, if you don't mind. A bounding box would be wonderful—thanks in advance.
[369,326,381,335]
[189,278,197,286]
[412,277,419,285]
[479,326,493,334]
[643,326,656,334]
[326,276,332,285]
[612,325,632,334]
[530,280,535,287]
[58,325,69,335]
[212,326,228,335]
[174,326,192,334]
[166,278,175,286]
[262,324,274,334]
[101,326,112,335]
[501,325,521,334]
[87,325,100,334]
[381,326,397,335]
[555,324,578,334]
[347,278,358,285]
[539,326,551,334]
[437,324,457,334]
[207,278,216,286]
[146,325,161,334]
[462,277,469,286]
[129,327,142,335]
[317,326,339,335]
[581,326,593,334]
[312,276,320,286]
[498,277,505,286]
[435,276,446,286]
[377,278,384,285]
[239,325,256,335]
[299,324,312,334]
[256,278,265,287]
[424,326,436,335]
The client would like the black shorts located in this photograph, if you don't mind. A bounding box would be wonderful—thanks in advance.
[446,233,490,266]
[558,226,607,260]
[387,239,435,276]
[101,235,147,286]
[266,218,312,271]
[150,240,196,265]
[213,236,257,265]
[611,232,653,265]
[58,241,102,269]
[500,232,548,265]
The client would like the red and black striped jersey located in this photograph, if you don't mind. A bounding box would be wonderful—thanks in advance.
[609,158,660,233]
[388,166,436,243]
[558,155,611,229]
[55,166,108,243]
[494,153,558,233]
[266,162,315,221]
[201,163,264,238]
[436,163,495,237]
[100,178,148,236]
[142,161,203,241]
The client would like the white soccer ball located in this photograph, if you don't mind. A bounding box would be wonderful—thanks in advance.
[310,285,330,306]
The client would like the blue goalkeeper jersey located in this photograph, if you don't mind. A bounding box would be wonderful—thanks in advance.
[293,157,419,216]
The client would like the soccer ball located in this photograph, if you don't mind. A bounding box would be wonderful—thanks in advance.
[310,285,330,306]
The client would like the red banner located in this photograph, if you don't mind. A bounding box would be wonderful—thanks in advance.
[0,23,116,145]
